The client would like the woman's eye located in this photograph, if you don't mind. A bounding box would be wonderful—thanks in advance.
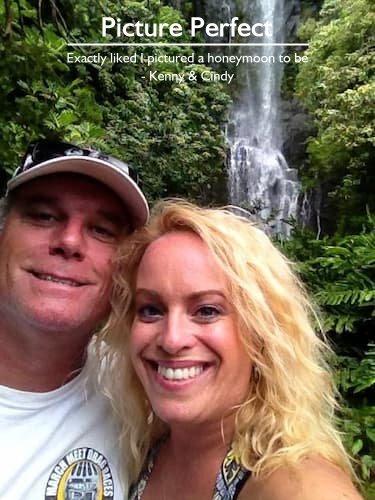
[136,305,163,322]
[195,305,221,321]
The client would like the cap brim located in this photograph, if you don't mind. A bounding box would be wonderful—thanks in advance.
[7,156,149,228]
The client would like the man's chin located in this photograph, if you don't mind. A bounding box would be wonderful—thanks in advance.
[20,307,101,336]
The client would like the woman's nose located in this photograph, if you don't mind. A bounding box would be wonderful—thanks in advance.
[156,312,196,354]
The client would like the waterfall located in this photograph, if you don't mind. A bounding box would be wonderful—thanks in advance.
[205,0,300,236]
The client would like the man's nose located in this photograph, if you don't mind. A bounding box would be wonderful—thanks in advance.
[156,311,196,354]
[49,220,86,260]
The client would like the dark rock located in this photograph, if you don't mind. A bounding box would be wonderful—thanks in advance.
[281,98,314,170]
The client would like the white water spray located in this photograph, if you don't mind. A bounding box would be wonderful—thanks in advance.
[207,0,300,235]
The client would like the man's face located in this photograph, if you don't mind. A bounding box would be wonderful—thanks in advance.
[0,173,128,338]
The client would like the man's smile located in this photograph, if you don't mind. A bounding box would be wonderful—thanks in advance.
[29,270,89,287]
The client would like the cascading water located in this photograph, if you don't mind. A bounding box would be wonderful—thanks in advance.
[205,0,300,236]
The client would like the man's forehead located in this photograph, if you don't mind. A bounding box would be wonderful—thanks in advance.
[10,174,130,223]
[13,173,123,203]
[14,171,114,192]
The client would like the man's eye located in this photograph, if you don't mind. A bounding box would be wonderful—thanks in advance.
[194,305,221,321]
[136,305,163,322]
[28,211,58,223]
[91,225,117,241]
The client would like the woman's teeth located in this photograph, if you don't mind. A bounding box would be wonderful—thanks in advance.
[157,365,204,381]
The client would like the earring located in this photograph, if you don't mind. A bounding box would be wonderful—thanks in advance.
[252,365,260,383]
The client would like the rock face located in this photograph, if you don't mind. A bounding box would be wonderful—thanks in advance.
[285,0,303,33]
[280,0,325,231]
[280,0,312,170]
[281,98,314,172]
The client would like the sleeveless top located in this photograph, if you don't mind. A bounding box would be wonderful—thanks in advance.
[129,442,250,500]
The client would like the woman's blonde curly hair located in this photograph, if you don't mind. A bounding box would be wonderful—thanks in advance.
[96,199,354,484]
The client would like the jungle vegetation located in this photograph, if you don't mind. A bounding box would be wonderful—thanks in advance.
[1,0,374,496]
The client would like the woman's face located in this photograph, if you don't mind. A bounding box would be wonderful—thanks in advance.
[130,230,252,429]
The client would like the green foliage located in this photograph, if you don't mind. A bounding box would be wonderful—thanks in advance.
[335,347,375,396]
[280,220,375,491]
[0,0,230,201]
[311,232,375,333]
[0,1,105,175]
[295,0,375,233]
[280,222,375,332]
[340,405,375,490]
[1,0,373,494]
[281,0,373,447]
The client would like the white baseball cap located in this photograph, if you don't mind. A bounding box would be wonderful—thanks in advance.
[7,140,149,228]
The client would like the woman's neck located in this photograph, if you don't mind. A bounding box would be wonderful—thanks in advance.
[168,417,234,460]
[162,415,235,485]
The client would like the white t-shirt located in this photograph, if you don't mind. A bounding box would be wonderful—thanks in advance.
[0,363,125,499]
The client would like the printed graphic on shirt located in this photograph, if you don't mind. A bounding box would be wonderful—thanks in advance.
[45,447,114,499]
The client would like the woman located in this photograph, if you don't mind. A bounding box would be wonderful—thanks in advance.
[99,200,362,499]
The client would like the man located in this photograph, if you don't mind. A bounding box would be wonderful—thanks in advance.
[0,140,149,499]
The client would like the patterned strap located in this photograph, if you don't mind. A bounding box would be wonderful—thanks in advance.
[128,442,160,500]
[213,448,251,500]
